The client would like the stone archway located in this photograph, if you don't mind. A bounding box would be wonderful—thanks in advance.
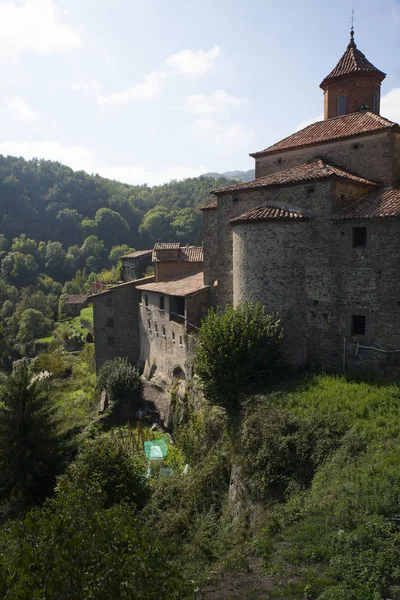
[172,366,186,381]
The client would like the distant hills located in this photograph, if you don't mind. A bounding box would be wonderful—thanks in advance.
[204,169,255,183]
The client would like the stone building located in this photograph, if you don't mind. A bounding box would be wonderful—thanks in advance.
[201,30,400,374]
[121,249,153,281]
[91,244,206,381]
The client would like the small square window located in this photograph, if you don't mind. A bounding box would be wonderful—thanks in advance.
[107,336,115,348]
[179,335,183,347]
[159,296,165,310]
[172,331,175,343]
[162,325,166,337]
[155,323,158,335]
[352,315,366,336]
[106,296,113,307]
[353,227,367,248]
[307,187,314,194]
[144,294,149,307]
[232,196,239,202]
[106,317,114,328]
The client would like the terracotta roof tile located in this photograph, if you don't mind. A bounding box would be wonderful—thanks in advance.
[121,249,152,259]
[230,205,309,224]
[200,198,217,211]
[153,242,180,250]
[152,245,203,263]
[212,159,377,195]
[320,33,385,89]
[250,112,398,158]
[333,187,400,220]
[136,271,207,297]
[63,294,88,304]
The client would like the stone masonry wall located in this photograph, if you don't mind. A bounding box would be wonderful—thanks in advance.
[202,208,218,302]
[186,289,209,333]
[393,132,400,186]
[255,132,395,186]
[156,261,202,282]
[92,276,154,372]
[138,291,194,380]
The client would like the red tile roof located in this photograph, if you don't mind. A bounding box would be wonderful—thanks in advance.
[333,187,400,220]
[152,245,203,263]
[121,249,152,259]
[153,242,180,250]
[136,271,207,297]
[212,160,377,195]
[250,112,398,158]
[200,198,217,211]
[320,33,385,89]
[230,205,309,224]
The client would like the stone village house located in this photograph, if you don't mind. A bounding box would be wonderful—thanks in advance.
[91,30,400,381]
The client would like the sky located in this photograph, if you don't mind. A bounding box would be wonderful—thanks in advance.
[0,0,399,187]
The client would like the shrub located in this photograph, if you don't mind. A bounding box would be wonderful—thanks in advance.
[194,301,282,411]
[96,357,141,410]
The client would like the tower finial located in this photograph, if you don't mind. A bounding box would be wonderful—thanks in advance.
[349,7,356,47]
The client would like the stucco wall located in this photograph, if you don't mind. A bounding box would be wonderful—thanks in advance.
[255,132,395,186]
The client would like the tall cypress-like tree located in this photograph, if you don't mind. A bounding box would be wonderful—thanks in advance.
[0,367,63,514]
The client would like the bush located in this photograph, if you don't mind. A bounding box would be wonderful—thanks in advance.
[194,301,282,411]
[96,357,141,410]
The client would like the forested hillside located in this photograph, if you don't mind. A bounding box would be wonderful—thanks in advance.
[0,154,232,367]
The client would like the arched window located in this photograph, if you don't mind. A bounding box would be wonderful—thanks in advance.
[338,94,346,116]
[373,92,379,114]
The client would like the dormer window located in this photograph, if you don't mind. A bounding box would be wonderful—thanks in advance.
[338,94,346,116]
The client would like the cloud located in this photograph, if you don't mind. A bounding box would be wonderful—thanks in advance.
[184,89,245,116]
[191,118,255,154]
[0,0,80,62]
[8,96,39,122]
[0,140,93,171]
[295,113,323,131]
[70,79,103,94]
[99,164,209,186]
[98,71,167,106]
[381,87,400,124]
[165,45,220,76]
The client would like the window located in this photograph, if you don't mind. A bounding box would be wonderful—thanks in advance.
[373,91,379,113]
[352,315,366,336]
[106,296,113,307]
[162,325,166,337]
[179,335,183,347]
[159,296,165,310]
[155,322,158,335]
[338,94,346,116]
[144,294,149,307]
[106,317,114,328]
[148,319,151,331]
[352,227,367,248]
[172,331,175,343]
[232,196,239,202]
[107,336,115,348]
[307,187,314,194]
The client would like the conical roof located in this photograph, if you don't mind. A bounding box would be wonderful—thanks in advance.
[320,31,386,90]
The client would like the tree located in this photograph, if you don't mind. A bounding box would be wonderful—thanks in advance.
[94,207,130,249]
[56,208,83,247]
[108,244,135,265]
[1,252,39,287]
[0,367,63,513]
[16,309,52,344]
[194,301,282,411]
[44,241,67,281]
[80,235,105,272]
[11,234,38,257]
[96,358,141,411]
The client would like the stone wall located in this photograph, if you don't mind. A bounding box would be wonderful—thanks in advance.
[122,253,152,282]
[186,289,209,333]
[255,132,395,186]
[92,276,154,372]
[138,290,196,381]
[155,261,202,282]
[203,208,218,299]
[393,132,400,186]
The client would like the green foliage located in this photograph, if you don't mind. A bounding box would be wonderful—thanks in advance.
[16,308,52,344]
[109,244,135,265]
[97,357,141,409]
[0,446,194,599]
[0,367,64,514]
[194,301,282,410]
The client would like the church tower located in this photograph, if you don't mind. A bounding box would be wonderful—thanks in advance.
[320,29,386,120]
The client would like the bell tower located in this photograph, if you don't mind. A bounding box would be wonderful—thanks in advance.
[320,29,386,120]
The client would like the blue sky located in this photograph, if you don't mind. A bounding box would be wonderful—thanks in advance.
[0,0,399,186]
